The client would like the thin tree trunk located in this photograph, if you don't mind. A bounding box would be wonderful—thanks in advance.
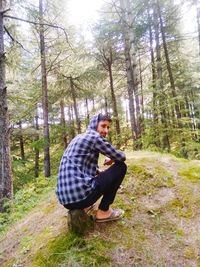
[39,0,50,177]
[104,96,108,114]
[119,0,137,145]
[60,100,67,149]
[124,0,141,139]
[196,4,200,55]
[157,0,181,122]
[69,77,81,134]
[107,58,121,137]
[148,5,161,147]
[148,6,157,123]
[189,89,199,140]
[138,52,144,132]
[154,3,170,151]
[92,97,95,111]
[18,121,25,161]
[85,98,90,120]
[120,0,142,148]
[68,106,75,140]
[34,112,40,178]
[0,0,12,210]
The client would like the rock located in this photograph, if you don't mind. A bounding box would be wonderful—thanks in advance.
[68,209,94,235]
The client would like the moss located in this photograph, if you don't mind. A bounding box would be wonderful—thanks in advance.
[183,246,196,259]
[127,160,175,199]
[31,232,112,267]
[179,166,200,183]
[175,229,185,236]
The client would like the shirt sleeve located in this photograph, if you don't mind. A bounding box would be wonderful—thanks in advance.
[94,135,126,161]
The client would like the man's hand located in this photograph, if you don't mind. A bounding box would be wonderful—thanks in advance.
[104,157,113,166]
[96,168,103,175]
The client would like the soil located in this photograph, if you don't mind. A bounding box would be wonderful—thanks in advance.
[0,151,200,266]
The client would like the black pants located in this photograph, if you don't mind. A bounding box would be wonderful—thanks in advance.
[64,161,127,211]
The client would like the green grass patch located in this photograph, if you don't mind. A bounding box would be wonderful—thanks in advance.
[178,166,200,183]
[0,175,56,235]
[127,160,174,197]
[31,232,112,267]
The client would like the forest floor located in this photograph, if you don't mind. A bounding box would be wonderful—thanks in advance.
[0,151,200,266]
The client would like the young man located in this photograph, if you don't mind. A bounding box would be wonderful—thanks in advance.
[56,113,127,222]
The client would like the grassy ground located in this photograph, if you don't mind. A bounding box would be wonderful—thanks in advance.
[0,151,200,266]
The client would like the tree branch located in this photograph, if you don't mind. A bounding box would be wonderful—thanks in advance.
[4,26,31,54]
[4,15,70,45]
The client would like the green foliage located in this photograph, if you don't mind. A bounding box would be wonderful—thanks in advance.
[12,157,36,192]
[32,232,112,267]
[171,141,200,160]
[0,175,56,234]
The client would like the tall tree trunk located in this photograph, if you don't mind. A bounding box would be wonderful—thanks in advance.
[120,0,142,149]
[119,0,137,145]
[104,96,108,114]
[85,98,90,120]
[68,105,75,140]
[196,3,200,55]
[107,58,121,138]
[60,100,67,149]
[138,52,144,132]
[39,0,50,177]
[154,3,170,151]
[18,121,25,160]
[0,1,12,210]
[157,0,181,122]
[148,6,157,123]
[124,0,141,139]
[189,89,199,141]
[148,5,161,147]
[69,77,81,134]
[34,112,40,178]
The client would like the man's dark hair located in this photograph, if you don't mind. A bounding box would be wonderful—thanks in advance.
[98,113,112,122]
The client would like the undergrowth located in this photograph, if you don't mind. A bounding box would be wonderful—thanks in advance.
[0,175,56,235]
[31,232,112,267]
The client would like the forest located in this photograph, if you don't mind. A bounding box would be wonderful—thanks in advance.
[0,0,199,241]
[0,0,200,265]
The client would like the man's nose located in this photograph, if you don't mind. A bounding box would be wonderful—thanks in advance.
[104,128,108,134]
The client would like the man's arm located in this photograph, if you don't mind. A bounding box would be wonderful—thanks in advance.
[94,136,126,162]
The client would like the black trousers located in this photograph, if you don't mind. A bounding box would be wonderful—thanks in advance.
[64,161,127,211]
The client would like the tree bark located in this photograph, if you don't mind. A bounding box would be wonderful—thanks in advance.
[138,52,144,131]
[34,112,40,178]
[157,0,181,121]
[18,121,25,161]
[85,98,90,121]
[196,4,200,55]
[60,99,67,149]
[0,0,12,210]
[70,77,81,134]
[107,56,121,138]
[68,105,75,140]
[39,0,50,177]
[148,6,157,123]
[154,2,170,151]
[119,0,141,147]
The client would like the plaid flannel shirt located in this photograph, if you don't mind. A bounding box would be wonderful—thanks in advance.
[56,114,126,205]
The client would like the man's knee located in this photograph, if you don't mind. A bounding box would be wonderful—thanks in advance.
[115,161,127,175]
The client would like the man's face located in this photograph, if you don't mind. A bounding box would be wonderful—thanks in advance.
[97,120,110,138]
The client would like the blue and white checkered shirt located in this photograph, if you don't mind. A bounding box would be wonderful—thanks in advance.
[56,114,126,205]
